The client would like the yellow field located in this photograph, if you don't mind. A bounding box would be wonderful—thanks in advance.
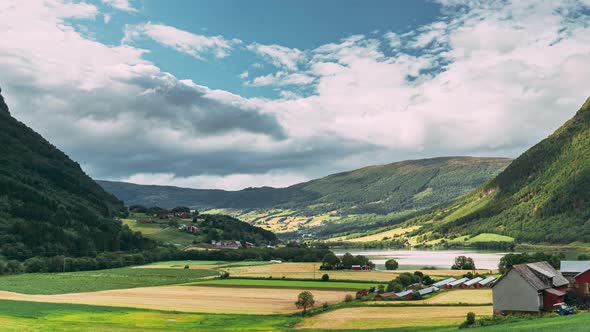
[336,226,421,243]
[121,219,162,235]
[297,305,492,329]
[368,289,492,306]
[0,286,351,315]
[223,262,491,281]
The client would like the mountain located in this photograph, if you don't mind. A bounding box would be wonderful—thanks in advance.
[99,157,511,236]
[0,88,152,260]
[413,97,590,243]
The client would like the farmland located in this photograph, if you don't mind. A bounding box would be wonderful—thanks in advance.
[298,306,493,329]
[0,267,218,294]
[192,278,375,290]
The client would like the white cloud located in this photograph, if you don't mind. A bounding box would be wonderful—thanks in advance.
[247,43,304,70]
[123,23,241,59]
[248,71,315,87]
[103,13,111,24]
[102,0,136,13]
[239,71,249,79]
[122,171,309,190]
[383,31,401,49]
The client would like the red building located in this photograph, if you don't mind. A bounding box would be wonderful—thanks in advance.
[573,268,590,295]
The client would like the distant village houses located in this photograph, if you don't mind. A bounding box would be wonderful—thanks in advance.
[212,240,242,250]
[492,261,569,314]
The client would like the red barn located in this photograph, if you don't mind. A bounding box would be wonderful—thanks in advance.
[573,268,590,295]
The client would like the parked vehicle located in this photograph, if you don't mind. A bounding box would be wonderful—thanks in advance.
[553,303,575,315]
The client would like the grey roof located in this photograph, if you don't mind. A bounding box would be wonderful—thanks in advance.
[545,288,566,296]
[478,276,496,285]
[448,277,469,286]
[511,261,569,291]
[463,277,483,286]
[395,290,413,297]
[560,261,590,273]
[418,286,440,295]
[433,277,456,287]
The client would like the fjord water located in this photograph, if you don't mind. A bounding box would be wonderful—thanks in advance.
[333,249,509,270]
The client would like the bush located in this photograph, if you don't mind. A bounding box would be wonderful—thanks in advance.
[466,312,476,325]
[184,265,189,269]
[322,302,329,309]
[321,273,329,281]
[344,294,354,302]
[385,259,399,270]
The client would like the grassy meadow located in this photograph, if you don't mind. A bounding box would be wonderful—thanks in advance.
[0,267,218,294]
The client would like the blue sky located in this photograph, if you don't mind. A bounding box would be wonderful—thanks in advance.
[1,0,590,189]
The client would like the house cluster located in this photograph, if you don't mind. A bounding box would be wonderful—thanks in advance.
[211,240,254,249]
[492,260,590,314]
[154,212,192,219]
[351,265,372,271]
[375,285,441,300]
[375,274,497,300]
[178,224,200,233]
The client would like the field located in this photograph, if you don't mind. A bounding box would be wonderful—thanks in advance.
[223,262,490,281]
[122,218,197,246]
[298,306,493,329]
[193,278,375,290]
[0,267,218,294]
[0,300,300,331]
[330,226,421,242]
[140,260,273,269]
[449,233,515,244]
[368,290,493,306]
[0,285,351,315]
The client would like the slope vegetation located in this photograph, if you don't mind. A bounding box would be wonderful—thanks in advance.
[415,97,590,243]
[100,157,510,235]
[0,89,151,259]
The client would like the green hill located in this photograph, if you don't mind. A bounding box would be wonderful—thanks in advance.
[0,88,152,260]
[99,157,510,236]
[413,97,590,243]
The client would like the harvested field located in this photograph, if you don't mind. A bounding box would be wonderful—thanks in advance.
[345,226,421,243]
[297,305,493,329]
[0,286,352,315]
[224,262,491,282]
[368,289,492,305]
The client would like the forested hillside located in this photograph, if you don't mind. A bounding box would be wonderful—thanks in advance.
[412,97,590,243]
[100,157,510,235]
[0,89,152,259]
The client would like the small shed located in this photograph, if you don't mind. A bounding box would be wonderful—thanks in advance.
[477,276,496,288]
[446,277,469,288]
[461,277,483,288]
[351,265,361,271]
[374,291,398,299]
[432,277,456,288]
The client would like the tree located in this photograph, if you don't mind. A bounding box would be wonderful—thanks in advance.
[321,273,330,281]
[322,252,340,269]
[377,284,385,294]
[452,256,476,270]
[341,253,355,269]
[385,259,399,270]
[295,291,315,314]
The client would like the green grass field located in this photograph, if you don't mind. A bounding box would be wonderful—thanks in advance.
[147,260,272,268]
[450,233,515,244]
[193,278,375,290]
[0,300,300,331]
[0,267,218,295]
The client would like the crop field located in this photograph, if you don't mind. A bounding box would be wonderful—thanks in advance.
[331,226,421,242]
[0,300,300,331]
[0,267,218,294]
[193,278,375,290]
[0,285,351,314]
[224,262,487,282]
[139,260,273,270]
[297,305,493,330]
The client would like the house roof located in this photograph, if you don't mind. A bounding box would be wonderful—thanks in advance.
[544,288,566,297]
[464,277,483,286]
[418,286,439,295]
[511,261,569,291]
[560,261,590,274]
[448,277,469,286]
[432,277,456,287]
[575,268,590,279]
[395,290,412,297]
[478,276,496,285]
[375,291,397,298]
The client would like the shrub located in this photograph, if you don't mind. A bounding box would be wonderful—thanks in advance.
[322,302,329,309]
[385,259,399,270]
[184,265,189,269]
[321,273,330,281]
[466,312,476,325]
[344,294,354,302]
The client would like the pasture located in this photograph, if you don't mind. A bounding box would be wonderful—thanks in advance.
[0,285,351,314]
[297,305,493,330]
[0,267,218,294]
[140,260,273,269]
[331,226,421,243]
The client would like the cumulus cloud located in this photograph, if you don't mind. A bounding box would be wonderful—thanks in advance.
[102,0,136,13]
[247,43,304,70]
[123,23,241,59]
[248,71,315,87]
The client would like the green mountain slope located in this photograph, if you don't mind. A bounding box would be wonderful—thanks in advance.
[99,157,510,235]
[414,97,590,243]
[0,89,152,259]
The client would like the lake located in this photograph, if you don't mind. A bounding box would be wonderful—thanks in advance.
[332,248,509,270]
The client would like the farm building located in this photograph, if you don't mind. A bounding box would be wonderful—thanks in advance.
[351,265,371,271]
[476,276,496,288]
[395,290,413,299]
[445,277,469,289]
[432,277,456,287]
[492,261,569,314]
[571,268,590,295]
[374,292,398,299]
[213,240,242,249]
[461,277,483,288]
[560,261,590,282]
[418,286,439,296]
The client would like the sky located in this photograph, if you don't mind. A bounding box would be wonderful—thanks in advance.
[1,0,590,190]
